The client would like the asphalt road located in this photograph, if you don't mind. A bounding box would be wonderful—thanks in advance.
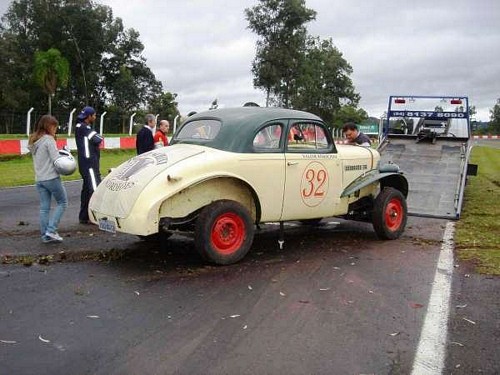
[0,182,499,375]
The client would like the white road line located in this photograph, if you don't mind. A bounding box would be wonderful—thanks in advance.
[411,221,455,375]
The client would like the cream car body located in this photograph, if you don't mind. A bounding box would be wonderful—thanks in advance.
[89,107,408,264]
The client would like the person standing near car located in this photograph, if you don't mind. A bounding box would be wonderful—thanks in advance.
[342,122,372,147]
[28,115,68,243]
[75,106,103,224]
[154,119,170,148]
[136,114,156,154]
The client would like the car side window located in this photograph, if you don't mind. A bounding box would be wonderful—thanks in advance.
[286,122,331,152]
[176,119,221,140]
[253,124,283,150]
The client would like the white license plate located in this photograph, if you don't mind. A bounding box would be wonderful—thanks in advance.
[99,218,116,233]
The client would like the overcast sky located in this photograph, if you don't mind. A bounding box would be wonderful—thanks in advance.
[1,0,499,121]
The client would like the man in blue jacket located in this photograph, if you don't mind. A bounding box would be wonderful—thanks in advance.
[136,114,156,154]
[75,106,103,224]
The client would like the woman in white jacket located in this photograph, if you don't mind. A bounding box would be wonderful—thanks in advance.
[28,115,68,243]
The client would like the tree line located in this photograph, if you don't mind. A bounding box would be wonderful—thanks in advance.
[0,0,179,133]
[1,0,497,135]
[245,0,367,127]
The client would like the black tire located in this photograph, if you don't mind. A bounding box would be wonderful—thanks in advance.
[299,218,323,226]
[195,200,255,265]
[372,187,407,240]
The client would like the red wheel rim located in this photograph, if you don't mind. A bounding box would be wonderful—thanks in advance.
[210,213,245,255]
[385,198,404,231]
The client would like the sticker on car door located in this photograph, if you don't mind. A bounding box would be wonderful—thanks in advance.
[300,161,329,207]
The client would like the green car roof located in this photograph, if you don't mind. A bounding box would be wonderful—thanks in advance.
[171,107,324,153]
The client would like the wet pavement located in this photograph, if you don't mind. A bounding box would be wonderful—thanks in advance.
[1,181,499,374]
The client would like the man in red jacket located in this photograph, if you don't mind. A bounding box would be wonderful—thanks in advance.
[154,120,170,148]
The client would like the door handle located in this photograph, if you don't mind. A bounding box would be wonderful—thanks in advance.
[287,161,299,166]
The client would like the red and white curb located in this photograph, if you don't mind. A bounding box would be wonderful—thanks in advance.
[472,135,500,139]
[0,137,137,155]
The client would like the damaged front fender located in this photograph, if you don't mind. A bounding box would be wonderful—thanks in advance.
[341,166,409,198]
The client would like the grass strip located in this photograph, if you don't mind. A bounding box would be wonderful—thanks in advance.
[455,146,500,275]
[0,149,136,188]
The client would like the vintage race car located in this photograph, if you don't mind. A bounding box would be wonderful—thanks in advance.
[89,107,408,264]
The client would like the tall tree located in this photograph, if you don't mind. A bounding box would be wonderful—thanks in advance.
[0,0,162,114]
[331,105,368,129]
[101,24,162,113]
[149,91,180,125]
[0,32,30,111]
[245,0,316,108]
[33,48,69,114]
[292,37,360,124]
[489,99,500,134]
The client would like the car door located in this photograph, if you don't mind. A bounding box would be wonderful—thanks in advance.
[246,121,287,222]
[280,121,342,221]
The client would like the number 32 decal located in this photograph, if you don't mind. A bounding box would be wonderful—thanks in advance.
[300,161,329,207]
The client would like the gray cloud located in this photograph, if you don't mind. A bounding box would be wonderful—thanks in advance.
[307,0,500,120]
[3,0,496,120]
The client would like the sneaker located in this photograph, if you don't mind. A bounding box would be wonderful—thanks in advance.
[42,235,58,243]
[45,231,63,242]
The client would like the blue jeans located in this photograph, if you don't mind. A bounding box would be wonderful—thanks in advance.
[36,177,68,236]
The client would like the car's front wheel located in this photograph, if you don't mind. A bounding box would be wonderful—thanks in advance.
[195,200,255,265]
[372,187,407,240]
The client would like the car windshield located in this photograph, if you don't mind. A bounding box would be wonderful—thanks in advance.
[176,119,221,141]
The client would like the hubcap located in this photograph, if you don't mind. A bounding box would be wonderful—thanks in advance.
[211,213,245,254]
[385,198,403,231]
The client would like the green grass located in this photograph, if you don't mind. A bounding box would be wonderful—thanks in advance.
[455,146,500,275]
[0,149,137,187]
[0,134,29,139]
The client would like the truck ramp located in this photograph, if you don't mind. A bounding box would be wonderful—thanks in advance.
[380,95,476,219]
[379,136,469,219]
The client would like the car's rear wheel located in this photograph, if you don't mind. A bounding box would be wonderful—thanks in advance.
[195,200,255,265]
[372,187,407,240]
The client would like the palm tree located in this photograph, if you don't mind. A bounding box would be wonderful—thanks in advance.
[33,48,70,114]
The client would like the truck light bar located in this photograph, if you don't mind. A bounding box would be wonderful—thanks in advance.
[450,99,462,104]
[394,98,406,104]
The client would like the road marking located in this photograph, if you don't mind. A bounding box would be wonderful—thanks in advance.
[411,221,455,375]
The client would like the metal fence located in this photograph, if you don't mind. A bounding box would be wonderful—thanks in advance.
[0,109,135,135]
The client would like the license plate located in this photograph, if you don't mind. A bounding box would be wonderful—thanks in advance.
[99,218,116,233]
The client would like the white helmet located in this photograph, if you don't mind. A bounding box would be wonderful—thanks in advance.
[54,148,77,176]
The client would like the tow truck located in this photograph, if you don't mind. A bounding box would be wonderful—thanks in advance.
[378,95,477,219]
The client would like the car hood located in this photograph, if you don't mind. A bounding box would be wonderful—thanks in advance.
[91,145,205,217]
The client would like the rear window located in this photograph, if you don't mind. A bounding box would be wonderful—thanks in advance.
[176,119,221,140]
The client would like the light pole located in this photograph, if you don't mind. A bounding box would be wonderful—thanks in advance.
[67,108,76,136]
[26,107,34,136]
[99,111,107,135]
[129,113,136,136]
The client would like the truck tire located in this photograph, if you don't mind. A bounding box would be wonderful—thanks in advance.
[372,187,407,240]
[195,200,255,265]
